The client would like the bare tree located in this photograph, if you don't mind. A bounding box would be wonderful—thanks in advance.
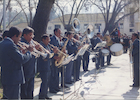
[90,0,139,35]
[54,0,87,31]
[0,0,38,30]
[32,0,55,42]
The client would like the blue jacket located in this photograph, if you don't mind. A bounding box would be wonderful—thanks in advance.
[94,37,102,46]
[0,38,31,85]
[132,39,139,57]
[37,42,51,72]
[21,38,36,81]
[50,35,60,49]
[67,40,77,55]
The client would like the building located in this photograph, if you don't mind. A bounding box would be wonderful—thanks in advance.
[47,12,140,36]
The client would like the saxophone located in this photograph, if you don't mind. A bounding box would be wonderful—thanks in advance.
[55,38,69,67]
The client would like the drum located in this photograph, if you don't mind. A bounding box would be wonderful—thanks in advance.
[110,43,123,56]
[101,49,109,56]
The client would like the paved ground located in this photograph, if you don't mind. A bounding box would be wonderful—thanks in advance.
[34,52,140,100]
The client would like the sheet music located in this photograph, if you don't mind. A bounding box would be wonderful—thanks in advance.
[73,44,90,61]
[94,41,106,49]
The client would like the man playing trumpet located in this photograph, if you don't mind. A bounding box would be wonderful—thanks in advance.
[20,27,41,99]
[37,34,58,99]
[0,27,32,99]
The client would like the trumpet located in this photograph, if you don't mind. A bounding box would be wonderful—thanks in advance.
[31,40,54,58]
[17,41,40,58]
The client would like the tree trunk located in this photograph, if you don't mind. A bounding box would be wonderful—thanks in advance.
[32,0,55,42]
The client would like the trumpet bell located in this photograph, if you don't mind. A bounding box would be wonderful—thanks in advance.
[49,53,54,58]
[72,18,80,32]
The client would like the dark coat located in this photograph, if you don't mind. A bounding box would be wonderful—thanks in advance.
[0,38,31,85]
[67,40,77,55]
[21,38,36,81]
[37,42,51,72]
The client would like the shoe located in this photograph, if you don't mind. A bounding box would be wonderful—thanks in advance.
[78,78,81,80]
[86,69,90,71]
[55,88,60,92]
[107,63,113,65]
[71,80,74,83]
[96,67,99,70]
[39,97,45,100]
[45,97,52,100]
[61,85,69,88]
[65,82,72,84]
[49,90,57,93]
[130,85,139,87]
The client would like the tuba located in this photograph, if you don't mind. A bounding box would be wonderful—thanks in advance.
[71,18,81,33]
[84,24,95,39]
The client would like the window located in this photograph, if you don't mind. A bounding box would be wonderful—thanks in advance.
[84,24,88,29]
[95,23,101,29]
[120,23,123,29]
[48,26,52,30]
[55,25,61,29]
[129,23,134,27]
[130,29,134,32]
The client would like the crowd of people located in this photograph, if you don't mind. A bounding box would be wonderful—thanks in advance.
[0,26,139,100]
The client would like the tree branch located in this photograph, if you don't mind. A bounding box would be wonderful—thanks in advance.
[68,0,76,25]
[90,0,107,23]
[6,7,29,28]
[15,0,29,25]
[54,3,65,26]
[115,8,139,25]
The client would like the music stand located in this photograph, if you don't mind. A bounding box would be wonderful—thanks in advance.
[94,41,106,50]
[73,44,90,61]
[59,54,74,67]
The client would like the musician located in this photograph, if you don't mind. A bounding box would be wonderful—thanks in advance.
[37,34,58,99]
[2,30,9,39]
[65,31,80,84]
[73,34,82,81]
[104,31,114,65]
[49,28,65,93]
[0,36,2,41]
[130,33,139,87]
[90,35,96,50]
[94,33,104,69]
[20,27,39,99]
[82,35,90,72]
[0,27,31,99]
[123,35,129,53]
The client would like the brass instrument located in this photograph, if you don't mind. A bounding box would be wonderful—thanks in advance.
[18,40,54,58]
[17,41,40,58]
[31,40,54,58]
[48,41,69,67]
[84,24,95,39]
[103,30,114,47]
[71,18,81,32]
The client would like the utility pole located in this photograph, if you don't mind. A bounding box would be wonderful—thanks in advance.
[3,0,6,31]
